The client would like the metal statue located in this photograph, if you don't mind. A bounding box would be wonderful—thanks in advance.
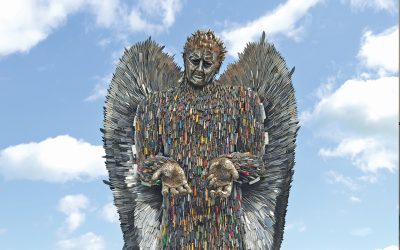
[103,30,299,250]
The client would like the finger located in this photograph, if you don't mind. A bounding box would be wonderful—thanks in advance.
[161,185,169,196]
[218,190,229,198]
[207,173,215,181]
[175,165,185,175]
[220,184,232,198]
[170,187,179,196]
[208,160,219,172]
[215,186,226,197]
[214,186,223,197]
[151,168,163,181]
[223,184,232,194]
[231,167,239,180]
[177,186,187,195]
[183,183,192,193]
[223,159,234,169]
[209,177,217,187]
[209,189,216,198]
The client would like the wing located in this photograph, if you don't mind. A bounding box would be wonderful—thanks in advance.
[102,38,181,249]
[218,32,299,250]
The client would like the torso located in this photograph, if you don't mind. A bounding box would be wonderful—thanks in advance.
[135,83,264,249]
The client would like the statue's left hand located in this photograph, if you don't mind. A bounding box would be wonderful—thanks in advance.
[205,157,239,198]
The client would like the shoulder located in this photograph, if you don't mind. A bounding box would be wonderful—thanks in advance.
[209,84,259,99]
[140,87,178,106]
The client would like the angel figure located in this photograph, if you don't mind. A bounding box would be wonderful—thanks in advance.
[103,30,298,250]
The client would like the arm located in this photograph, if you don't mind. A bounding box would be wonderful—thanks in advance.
[222,152,267,185]
[227,88,267,184]
[132,98,192,196]
[135,155,172,187]
[204,88,267,197]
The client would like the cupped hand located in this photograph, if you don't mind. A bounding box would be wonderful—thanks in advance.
[151,161,192,196]
[205,157,239,198]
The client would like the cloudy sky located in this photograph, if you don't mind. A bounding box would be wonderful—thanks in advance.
[0,0,398,249]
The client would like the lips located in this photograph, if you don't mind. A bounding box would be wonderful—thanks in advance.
[192,71,205,79]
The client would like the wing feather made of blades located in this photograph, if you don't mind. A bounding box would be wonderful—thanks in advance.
[102,38,181,249]
[219,32,299,250]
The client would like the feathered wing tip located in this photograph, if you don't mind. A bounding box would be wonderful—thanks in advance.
[260,31,266,44]
[219,32,299,249]
[102,38,181,249]
[115,37,182,97]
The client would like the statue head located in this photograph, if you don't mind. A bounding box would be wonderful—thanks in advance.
[183,30,226,87]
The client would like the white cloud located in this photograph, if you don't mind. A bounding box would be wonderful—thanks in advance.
[285,221,307,232]
[359,26,399,75]
[305,76,399,172]
[0,135,106,182]
[343,0,398,12]
[58,194,90,233]
[220,0,321,57]
[85,74,112,102]
[350,196,361,203]
[0,228,6,236]
[98,38,112,48]
[350,227,372,237]
[302,77,398,125]
[326,170,359,190]
[87,0,120,28]
[314,80,335,100]
[376,245,399,250]
[320,137,397,173]
[298,225,307,232]
[358,174,378,183]
[0,0,86,56]
[56,232,106,250]
[100,202,119,224]
[302,24,399,175]
[128,0,183,34]
[0,0,184,56]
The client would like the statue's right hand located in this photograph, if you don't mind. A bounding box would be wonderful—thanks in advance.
[151,162,192,196]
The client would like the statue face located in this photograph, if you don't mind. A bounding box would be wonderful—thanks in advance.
[184,48,220,87]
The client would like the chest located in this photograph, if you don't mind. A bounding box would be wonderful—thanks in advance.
[155,87,258,132]
[137,86,263,160]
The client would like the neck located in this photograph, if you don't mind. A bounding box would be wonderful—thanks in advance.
[181,78,211,92]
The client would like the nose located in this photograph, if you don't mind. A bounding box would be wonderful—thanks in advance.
[198,60,204,72]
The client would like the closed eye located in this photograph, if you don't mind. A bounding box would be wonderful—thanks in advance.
[203,61,212,68]
[190,58,200,65]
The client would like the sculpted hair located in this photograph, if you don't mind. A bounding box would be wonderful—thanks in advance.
[183,30,227,66]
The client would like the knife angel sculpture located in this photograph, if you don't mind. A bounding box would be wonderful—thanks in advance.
[103,30,298,250]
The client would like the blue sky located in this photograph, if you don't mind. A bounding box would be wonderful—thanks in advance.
[0,0,398,249]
